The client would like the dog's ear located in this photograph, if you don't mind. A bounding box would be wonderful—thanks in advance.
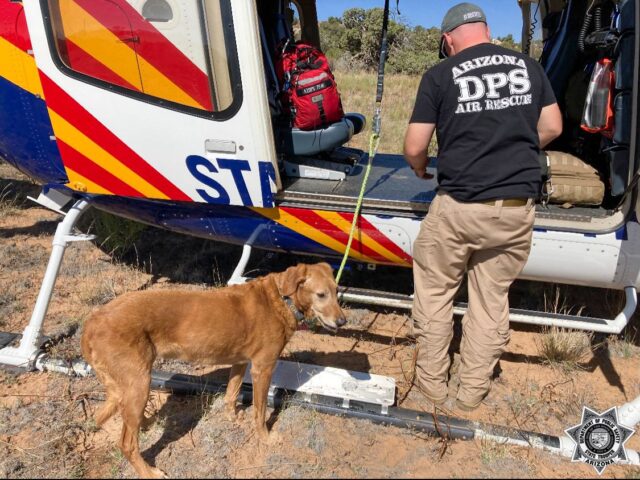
[277,264,308,297]
[316,262,335,278]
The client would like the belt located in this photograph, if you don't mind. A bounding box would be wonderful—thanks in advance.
[479,198,529,207]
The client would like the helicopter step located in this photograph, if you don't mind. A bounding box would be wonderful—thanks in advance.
[226,242,637,335]
[337,286,637,335]
[27,188,74,216]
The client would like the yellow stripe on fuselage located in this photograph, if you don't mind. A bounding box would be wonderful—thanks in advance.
[59,0,204,109]
[136,57,204,109]
[314,211,411,266]
[48,109,169,199]
[58,0,143,90]
[256,207,379,263]
[0,37,44,98]
[64,167,113,195]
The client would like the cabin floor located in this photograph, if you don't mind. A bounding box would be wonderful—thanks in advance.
[279,149,612,221]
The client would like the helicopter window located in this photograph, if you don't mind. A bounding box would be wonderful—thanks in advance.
[142,0,173,23]
[287,2,303,42]
[45,0,239,117]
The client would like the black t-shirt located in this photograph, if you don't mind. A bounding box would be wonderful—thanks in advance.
[409,43,557,202]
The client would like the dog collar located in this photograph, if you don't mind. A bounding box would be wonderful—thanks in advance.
[282,296,307,323]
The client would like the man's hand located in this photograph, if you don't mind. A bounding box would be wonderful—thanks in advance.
[413,167,434,179]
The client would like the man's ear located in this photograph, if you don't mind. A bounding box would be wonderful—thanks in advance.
[444,33,454,55]
[276,264,308,297]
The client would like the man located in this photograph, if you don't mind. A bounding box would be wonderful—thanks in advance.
[404,3,562,411]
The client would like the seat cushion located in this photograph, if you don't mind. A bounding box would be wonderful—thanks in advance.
[279,113,367,156]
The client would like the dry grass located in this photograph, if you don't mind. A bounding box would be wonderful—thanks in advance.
[505,380,540,419]
[537,326,593,371]
[475,438,535,477]
[535,286,595,371]
[608,330,640,359]
[78,277,119,307]
[0,291,24,328]
[335,69,437,156]
[0,183,23,219]
[0,373,104,479]
[478,437,510,466]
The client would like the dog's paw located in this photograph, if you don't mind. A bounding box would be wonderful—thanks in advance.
[267,430,283,445]
[145,466,168,479]
[224,406,245,423]
[258,430,282,446]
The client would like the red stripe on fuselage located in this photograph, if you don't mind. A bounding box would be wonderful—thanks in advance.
[74,0,214,111]
[0,1,32,52]
[338,212,414,264]
[284,208,388,262]
[65,40,140,91]
[40,73,191,201]
[57,140,144,197]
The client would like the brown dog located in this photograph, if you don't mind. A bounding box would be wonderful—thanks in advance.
[81,262,345,478]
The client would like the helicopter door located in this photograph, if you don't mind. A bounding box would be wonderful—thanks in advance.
[26,0,279,207]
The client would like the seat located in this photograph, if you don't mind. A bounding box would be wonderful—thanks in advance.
[278,113,367,156]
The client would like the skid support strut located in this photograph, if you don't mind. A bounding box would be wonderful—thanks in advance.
[227,225,268,285]
[0,199,93,371]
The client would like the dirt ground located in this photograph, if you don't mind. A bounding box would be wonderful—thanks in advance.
[2,159,640,479]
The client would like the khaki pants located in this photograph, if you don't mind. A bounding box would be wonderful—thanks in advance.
[412,192,535,405]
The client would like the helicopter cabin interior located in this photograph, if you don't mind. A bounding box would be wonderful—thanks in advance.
[255,0,638,234]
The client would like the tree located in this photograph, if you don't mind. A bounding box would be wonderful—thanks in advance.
[319,8,405,70]
[494,34,521,52]
[319,16,347,60]
[388,25,441,75]
[319,7,522,74]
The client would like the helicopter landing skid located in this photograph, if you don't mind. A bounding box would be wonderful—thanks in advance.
[0,199,93,371]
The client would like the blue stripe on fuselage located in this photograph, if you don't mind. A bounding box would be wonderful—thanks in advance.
[88,196,341,261]
[0,75,67,184]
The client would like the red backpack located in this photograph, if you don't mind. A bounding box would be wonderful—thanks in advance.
[276,41,344,131]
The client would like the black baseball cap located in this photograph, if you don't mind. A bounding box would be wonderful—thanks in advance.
[439,3,488,59]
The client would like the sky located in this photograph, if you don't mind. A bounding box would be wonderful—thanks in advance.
[315,0,524,42]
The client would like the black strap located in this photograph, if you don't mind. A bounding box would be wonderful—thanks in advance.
[372,0,399,135]
[376,0,391,104]
[315,98,328,126]
[537,151,552,206]
[296,59,322,71]
[616,163,639,210]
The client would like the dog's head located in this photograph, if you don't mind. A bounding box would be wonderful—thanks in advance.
[276,263,346,332]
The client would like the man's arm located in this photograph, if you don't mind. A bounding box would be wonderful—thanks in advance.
[404,122,436,178]
[537,103,563,148]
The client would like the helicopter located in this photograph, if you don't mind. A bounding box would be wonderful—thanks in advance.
[0,0,637,345]
[1,0,640,464]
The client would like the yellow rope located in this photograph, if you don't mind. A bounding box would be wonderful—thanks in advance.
[335,127,381,284]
